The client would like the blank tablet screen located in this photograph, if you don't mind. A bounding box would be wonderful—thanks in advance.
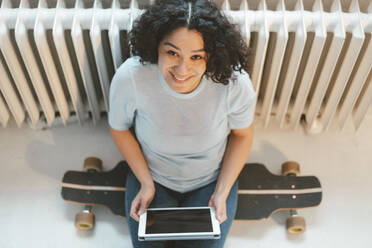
[145,209,213,234]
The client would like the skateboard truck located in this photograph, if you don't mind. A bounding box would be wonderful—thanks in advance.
[282,161,306,234]
[74,157,103,230]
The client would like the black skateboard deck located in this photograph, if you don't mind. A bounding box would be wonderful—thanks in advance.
[62,161,129,217]
[62,162,322,220]
[236,163,322,220]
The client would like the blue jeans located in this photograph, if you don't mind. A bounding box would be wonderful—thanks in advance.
[125,170,238,248]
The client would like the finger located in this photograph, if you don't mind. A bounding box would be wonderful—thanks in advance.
[216,205,226,223]
[130,209,139,222]
[218,209,227,224]
[130,199,139,215]
[130,211,139,222]
[219,215,227,224]
[138,199,148,216]
[130,200,140,222]
[208,195,215,207]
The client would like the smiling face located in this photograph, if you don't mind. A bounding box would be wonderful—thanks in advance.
[158,27,207,94]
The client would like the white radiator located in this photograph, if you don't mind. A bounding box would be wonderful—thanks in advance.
[0,0,371,133]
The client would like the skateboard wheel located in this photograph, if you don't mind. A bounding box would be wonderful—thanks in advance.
[286,215,306,234]
[83,157,103,172]
[281,161,300,176]
[75,211,95,230]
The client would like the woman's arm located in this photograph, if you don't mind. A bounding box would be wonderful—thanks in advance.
[208,124,254,223]
[110,128,155,221]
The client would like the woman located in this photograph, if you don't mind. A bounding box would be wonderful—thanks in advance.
[109,0,256,247]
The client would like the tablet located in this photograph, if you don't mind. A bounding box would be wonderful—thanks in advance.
[138,207,220,241]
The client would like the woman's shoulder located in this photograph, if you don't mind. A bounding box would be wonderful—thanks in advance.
[228,70,252,88]
[227,70,256,99]
[230,69,250,83]
[116,56,154,74]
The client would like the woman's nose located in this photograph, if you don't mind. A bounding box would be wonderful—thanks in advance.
[174,58,190,75]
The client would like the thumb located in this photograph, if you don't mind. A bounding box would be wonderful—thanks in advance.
[216,207,222,220]
[208,194,215,207]
[138,200,147,216]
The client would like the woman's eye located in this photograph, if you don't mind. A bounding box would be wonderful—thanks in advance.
[167,50,177,56]
[191,55,203,60]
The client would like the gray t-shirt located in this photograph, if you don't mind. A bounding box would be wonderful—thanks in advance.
[109,57,256,193]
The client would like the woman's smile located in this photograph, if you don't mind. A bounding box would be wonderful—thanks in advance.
[170,71,193,83]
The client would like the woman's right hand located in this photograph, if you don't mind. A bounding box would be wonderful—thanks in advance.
[130,184,155,222]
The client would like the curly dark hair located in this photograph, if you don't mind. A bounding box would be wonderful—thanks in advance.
[128,0,250,85]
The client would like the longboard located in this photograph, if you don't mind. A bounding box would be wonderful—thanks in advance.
[62,159,322,233]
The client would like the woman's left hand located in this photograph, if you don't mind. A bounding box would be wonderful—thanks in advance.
[208,191,228,224]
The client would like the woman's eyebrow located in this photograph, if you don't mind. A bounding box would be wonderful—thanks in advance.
[164,42,205,53]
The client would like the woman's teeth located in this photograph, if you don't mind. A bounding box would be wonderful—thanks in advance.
[172,73,188,81]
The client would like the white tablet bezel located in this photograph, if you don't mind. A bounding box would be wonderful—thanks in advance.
[138,206,220,241]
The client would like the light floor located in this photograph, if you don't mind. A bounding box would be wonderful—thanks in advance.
[1,109,372,248]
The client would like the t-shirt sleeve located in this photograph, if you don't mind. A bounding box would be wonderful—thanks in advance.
[227,71,257,129]
[108,60,137,131]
